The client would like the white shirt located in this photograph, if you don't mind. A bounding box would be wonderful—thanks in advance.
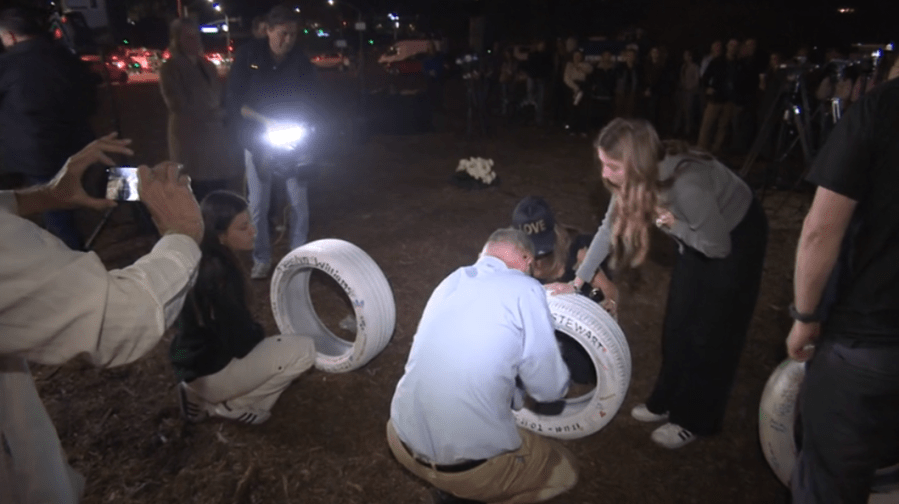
[390,255,569,465]
[0,191,200,503]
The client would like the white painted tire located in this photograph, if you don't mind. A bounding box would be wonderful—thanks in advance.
[270,239,396,373]
[759,359,899,503]
[514,293,631,440]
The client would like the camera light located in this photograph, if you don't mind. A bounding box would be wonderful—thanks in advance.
[266,124,307,148]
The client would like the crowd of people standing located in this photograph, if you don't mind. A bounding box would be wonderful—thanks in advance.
[482,33,898,157]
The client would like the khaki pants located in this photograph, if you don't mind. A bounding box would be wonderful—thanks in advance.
[188,334,315,412]
[698,101,741,153]
[386,420,578,504]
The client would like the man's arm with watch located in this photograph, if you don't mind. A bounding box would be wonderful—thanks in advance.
[786,186,857,361]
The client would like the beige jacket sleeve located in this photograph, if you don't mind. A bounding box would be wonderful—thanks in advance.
[0,191,201,367]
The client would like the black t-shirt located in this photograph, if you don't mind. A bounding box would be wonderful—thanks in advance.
[806,77,899,342]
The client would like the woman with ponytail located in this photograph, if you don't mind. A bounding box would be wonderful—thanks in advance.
[552,117,768,448]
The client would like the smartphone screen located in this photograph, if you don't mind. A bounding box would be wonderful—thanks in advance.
[106,167,140,201]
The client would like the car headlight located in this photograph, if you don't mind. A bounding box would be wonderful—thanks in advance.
[265,124,307,149]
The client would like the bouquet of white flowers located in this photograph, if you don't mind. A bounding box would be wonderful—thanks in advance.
[454,157,497,185]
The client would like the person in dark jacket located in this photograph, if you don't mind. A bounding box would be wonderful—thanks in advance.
[225,4,321,280]
[0,7,97,250]
[171,190,315,425]
[697,38,741,153]
[614,48,642,118]
[523,39,553,125]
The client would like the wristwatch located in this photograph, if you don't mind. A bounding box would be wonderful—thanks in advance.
[788,303,820,323]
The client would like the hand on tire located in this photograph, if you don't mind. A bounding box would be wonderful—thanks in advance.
[545,282,576,296]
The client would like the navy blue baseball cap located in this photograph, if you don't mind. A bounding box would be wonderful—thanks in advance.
[512,196,556,257]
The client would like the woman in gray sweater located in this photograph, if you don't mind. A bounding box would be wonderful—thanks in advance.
[552,117,767,448]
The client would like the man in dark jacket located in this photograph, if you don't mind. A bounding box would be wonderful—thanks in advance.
[697,38,741,153]
[523,39,553,126]
[0,7,97,250]
[225,4,321,280]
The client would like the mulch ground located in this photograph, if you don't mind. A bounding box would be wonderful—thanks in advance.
[30,70,812,504]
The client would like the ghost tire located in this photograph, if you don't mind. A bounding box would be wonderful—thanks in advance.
[513,293,631,440]
[270,239,396,373]
[759,359,899,502]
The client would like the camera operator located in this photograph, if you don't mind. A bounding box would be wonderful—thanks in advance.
[0,133,203,503]
[225,4,321,280]
[0,7,98,250]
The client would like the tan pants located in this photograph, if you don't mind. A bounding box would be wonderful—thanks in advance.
[386,420,578,504]
[188,334,315,412]
[697,101,741,153]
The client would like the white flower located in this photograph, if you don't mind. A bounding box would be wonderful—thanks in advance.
[456,157,497,184]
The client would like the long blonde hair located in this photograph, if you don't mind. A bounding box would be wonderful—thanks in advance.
[595,118,666,269]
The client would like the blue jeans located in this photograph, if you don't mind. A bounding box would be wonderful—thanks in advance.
[244,150,309,266]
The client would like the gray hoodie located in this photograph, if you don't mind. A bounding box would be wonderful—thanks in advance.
[576,153,752,282]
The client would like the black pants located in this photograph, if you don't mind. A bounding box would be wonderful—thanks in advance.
[792,338,899,504]
[645,197,768,435]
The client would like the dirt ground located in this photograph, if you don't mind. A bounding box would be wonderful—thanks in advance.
[30,68,814,504]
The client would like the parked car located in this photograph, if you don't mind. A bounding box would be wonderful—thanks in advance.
[385,52,428,75]
[378,39,435,65]
[107,46,162,73]
[310,51,350,70]
[80,54,129,84]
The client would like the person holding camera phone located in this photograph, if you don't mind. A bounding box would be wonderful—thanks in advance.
[0,133,203,503]
[225,4,321,280]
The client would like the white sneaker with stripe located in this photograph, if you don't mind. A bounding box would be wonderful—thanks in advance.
[630,403,670,423]
[212,402,271,425]
[650,422,696,449]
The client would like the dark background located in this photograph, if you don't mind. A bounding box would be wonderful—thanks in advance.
[12,0,897,56]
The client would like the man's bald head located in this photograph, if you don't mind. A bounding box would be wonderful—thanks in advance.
[482,228,535,274]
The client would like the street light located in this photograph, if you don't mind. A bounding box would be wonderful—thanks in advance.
[327,0,365,94]
[207,1,230,63]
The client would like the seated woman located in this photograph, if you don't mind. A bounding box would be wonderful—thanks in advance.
[512,195,616,389]
[171,190,315,425]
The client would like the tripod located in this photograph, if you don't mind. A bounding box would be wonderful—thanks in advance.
[739,68,818,199]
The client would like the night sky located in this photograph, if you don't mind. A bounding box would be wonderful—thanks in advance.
[29,0,889,55]
[224,0,893,49]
